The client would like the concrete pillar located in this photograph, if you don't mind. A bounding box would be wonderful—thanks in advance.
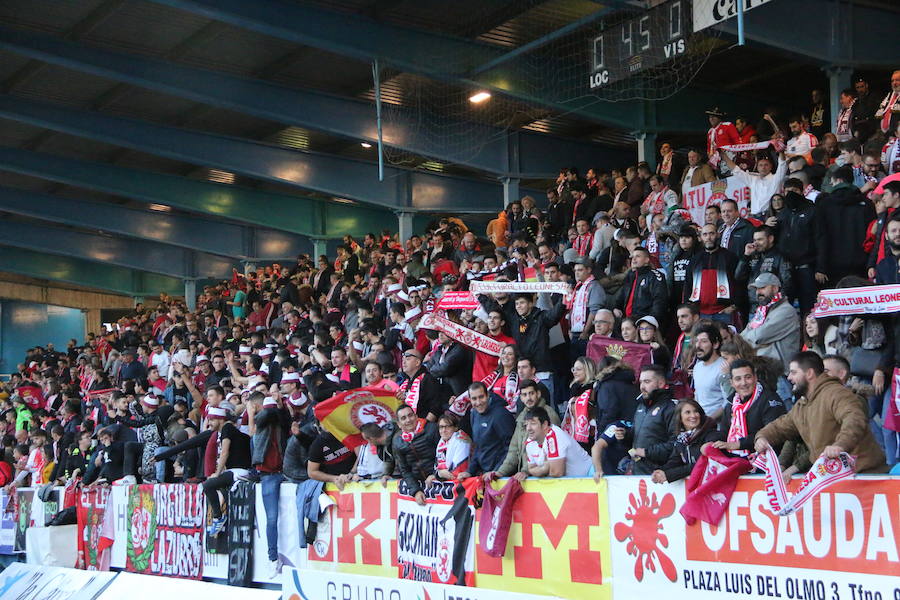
[184,279,197,312]
[396,211,414,244]
[634,131,658,171]
[825,65,852,135]
[312,238,328,260]
[501,177,520,209]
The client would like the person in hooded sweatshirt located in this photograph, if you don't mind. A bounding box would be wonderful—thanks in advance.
[814,166,875,287]
[457,381,515,479]
[773,181,818,314]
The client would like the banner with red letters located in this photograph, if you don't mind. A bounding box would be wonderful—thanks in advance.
[437,291,479,310]
[813,284,900,318]
[607,476,899,600]
[682,178,752,225]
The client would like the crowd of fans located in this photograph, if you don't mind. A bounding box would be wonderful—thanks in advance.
[1,71,900,575]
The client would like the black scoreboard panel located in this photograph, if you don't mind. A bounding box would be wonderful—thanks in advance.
[588,0,692,89]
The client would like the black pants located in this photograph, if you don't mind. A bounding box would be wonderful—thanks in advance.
[123,442,144,479]
[203,471,235,519]
[791,264,817,315]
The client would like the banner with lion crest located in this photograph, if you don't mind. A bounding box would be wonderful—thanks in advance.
[125,484,205,580]
[586,336,652,378]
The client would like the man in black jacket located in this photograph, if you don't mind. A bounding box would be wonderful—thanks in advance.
[736,226,793,311]
[684,225,744,321]
[875,213,900,284]
[775,184,818,313]
[396,350,447,422]
[613,247,668,326]
[713,360,785,456]
[424,334,472,397]
[479,290,566,400]
[815,166,876,286]
[623,365,676,476]
[718,199,755,257]
[391,405,439,505]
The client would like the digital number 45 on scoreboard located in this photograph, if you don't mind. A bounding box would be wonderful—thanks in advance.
[589,0,690,89]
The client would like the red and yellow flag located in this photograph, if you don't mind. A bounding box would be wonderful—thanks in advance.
[313,386,402,449]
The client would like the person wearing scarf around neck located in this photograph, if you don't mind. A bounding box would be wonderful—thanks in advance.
[651,398,723,483]
[712,359,785,459]
[392,404,440,505]
[739,273,801,375]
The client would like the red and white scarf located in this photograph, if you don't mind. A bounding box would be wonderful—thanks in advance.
[562,388,592,443]
[882,137,900,175]
[570,276,595,333]
[719,139,785,153]
[659,152,673,177]
[449,369,517,416]
[748,292,782,329]
[400,418,425,442]
[418,312,503,357]
[573,233,592,257]
[880,91,898,133]
[643,189,668,216]
[435,430,470,473]
[401,373,425,413]
[752,448,855,516]
[727,383,761,456]
[836,99,855,140]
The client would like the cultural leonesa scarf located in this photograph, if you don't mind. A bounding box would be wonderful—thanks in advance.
[727,382,762,456]
[751,448,855,516]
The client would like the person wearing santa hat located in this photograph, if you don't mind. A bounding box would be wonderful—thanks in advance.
[705,107,740,176]
[204,405,252,537]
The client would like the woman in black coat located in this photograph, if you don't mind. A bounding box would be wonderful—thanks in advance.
[651,399,723,483]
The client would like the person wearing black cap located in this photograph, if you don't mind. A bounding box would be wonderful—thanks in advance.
[705,107,740,176]
[613,247,668,326]
[853,77,880,142]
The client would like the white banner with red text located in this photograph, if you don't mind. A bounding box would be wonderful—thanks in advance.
[607,476,899,600]
[469,280,570,295]
[813,284,900,318]
[682,177,753,224]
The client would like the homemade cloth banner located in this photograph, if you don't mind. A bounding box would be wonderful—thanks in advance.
[586,336,652,377]
[469,280,569,294]
[76,487,114,570]
[813,284,900,318]
[125,484,205,580]
[437,291,479,310]
[418,313,504,357]
[314,387,403,449]
[751,448,856,516]
[679,447,752,526]
[227,481,255,587]
[479,478,523,558]
[681,177,753,224]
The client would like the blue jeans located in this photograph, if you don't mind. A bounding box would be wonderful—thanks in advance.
[260,473,284,561]
[700,311,733,325]
[882,391,899,466]
[154,446,168,482]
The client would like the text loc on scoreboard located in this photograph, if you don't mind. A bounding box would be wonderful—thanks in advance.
[589,0,691,90]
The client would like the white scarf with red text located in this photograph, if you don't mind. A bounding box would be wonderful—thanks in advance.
[562,388,592,443]
[571,276,595,333]
[751,448,856,516]
[401,374,425,414]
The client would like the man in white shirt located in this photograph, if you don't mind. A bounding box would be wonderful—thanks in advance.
[785,117,817,159]
[718,149,787,214]
[690,323,727,420]
[523,406,593,477]
[149,341,171,379]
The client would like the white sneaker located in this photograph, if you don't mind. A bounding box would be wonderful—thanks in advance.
[112,475,137,486]
[268,559,283,579]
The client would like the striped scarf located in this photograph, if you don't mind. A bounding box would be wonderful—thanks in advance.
[751,448,855,516]
[727,383,761,456]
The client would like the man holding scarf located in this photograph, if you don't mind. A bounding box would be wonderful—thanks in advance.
[569,258,605,361]
[685,224,743,322]
[613,247,668,326]
[396,350,446,422]
[740,273,800,374]
[711,360,785,456]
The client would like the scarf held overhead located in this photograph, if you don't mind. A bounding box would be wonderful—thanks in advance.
[813,284,900,318]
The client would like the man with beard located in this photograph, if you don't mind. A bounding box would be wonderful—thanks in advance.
[691,324,727,421]
[618,365,676,476]
[875,211,900,284]
[737,226,793,312]
[489,379,560,481]
[684,224,743,321]
[712,360,785,456]
[740,273,800,374]
[756,352,886,473]
[867,181,900,279]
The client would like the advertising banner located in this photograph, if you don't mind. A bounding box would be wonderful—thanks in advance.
[0,490,15,554]
[284,568,564,600]
[0,563,116,600]
[395,480,475,585]
[607,476,900,600]
[437,291,479,310]
[76,487,113,571]
[307,478,613,599]
[125,484,205,580]
[682,177,753,224]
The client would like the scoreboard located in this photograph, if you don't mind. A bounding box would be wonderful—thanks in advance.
[588,0,692,89]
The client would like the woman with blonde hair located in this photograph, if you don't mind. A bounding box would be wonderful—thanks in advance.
[563,356,599,452]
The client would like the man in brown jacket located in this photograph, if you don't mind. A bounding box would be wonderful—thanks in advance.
[755,351,887,473]
[680,149,717,198]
